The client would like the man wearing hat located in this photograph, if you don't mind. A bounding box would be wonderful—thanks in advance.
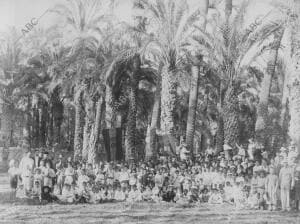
[279,159,295,211]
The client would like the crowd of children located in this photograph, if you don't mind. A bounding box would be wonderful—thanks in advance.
[7,140,300,211]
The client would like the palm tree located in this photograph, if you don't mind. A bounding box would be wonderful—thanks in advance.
[106,53,157,162]
[193,1,280,150]
[255,29,284,146]
[140,0,200,144]
[185,0,209,154]
[52,0,108,160]
[0,28,22,147]
[286,0,300,151]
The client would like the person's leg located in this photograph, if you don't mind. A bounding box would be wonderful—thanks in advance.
[281,188,286,211]
[272,189,277,210]
[286,188,290,211]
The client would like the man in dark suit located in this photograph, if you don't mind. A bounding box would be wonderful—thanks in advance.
[41,151,53,169]
[33,149,42,168]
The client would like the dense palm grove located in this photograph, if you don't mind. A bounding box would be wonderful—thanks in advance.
[1,0,300,164]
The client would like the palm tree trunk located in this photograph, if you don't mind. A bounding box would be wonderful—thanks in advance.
[82,98,94,161]
[223,83,239,147]
[145,85,160,160]
[105,86,115,129]
[125,80,138,162]
[280,71,289,127]
[88,96,104,164]
[288,0,300,153]
[33,105,40,148]
[160,65,176,138]
[186,64,200,154]
[47,106,54,147]
[73,88,84,161]
[185,0,208,156]
[39,102,47,147]
[255,30,283,142]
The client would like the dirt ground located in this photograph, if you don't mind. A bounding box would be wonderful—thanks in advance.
[0,173,300,224]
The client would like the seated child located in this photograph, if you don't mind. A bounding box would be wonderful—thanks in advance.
[127,185,142,203]
[162,185,176,203]
[233,182,245,208]
[88,186,99,204]
[31,180,42,204]
[259,192,268,210]
[188,186,199,203]
[151,185,162,203]
[41,186,53,203]
[142,186,153,201]
[175,189,189,205]
[60,183,75,203]
[76,181,90,203]
[101,185,113,203]
[223,181,234,203]
[208,188,223,204]
[33,168,43,188]
[53,184,61,197]
[77,170,89,189]
[199,187,210,203]
[247,190,259,209]
[114,185,126,202]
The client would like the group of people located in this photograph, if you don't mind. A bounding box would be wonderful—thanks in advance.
[7,139,300,211]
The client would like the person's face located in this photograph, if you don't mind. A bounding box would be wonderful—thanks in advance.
[46,163,50,168]
[43,154,48,159]
[40,161,45,167]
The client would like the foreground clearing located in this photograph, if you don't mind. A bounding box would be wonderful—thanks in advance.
[0,201,300,224]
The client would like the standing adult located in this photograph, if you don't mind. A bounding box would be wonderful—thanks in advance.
[294,161,300,211]
[279,160,295,211]
[247,138,255,160]
[19,149,34,193]
[41,151,53,169]
[33,149,42,168]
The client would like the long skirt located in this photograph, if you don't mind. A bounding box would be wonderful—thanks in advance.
[22,176,32,192]
[10,175,18,189]
[294,180,300,201]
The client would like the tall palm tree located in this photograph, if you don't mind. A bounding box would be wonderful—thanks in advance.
[140,0,200,143]
[0,28,22,147]
[193,1,280,150]
[287,0,300,151]
[106,53,157,162]
[185,0,209,154]
[52,0,108,160]
[255,29,284,147]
